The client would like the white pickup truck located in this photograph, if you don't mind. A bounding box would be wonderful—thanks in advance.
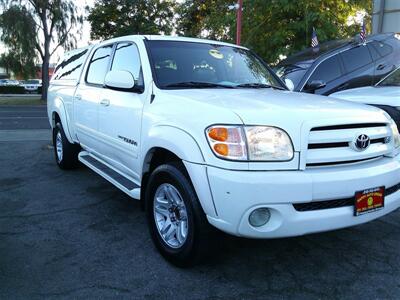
[48,35,400,267]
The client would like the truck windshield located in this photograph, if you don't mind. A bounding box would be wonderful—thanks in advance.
[146,40,285,90]
[378,67,400,87]
[274,64,311,89]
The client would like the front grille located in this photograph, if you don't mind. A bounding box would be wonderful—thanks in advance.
[311,123,387,131]
[293,198,353,212]
[293,182,400,212]
[306,123,392,167]
[308,138,386,150]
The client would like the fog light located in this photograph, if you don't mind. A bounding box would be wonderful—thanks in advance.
[249,208,271,227]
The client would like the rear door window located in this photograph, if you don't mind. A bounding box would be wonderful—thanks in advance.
[367,43,380,61]
[308,55,342,83]
[86,44,114,85]
[53,48,89,81]
[371,41,393,57]
[340,46,372,73]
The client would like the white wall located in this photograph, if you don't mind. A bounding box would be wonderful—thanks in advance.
[373,0,400,34]
[0,67,7,77]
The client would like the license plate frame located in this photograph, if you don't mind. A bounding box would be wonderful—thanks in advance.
[354,186,385,216]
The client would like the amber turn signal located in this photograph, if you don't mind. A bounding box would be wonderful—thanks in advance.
[205,125,247,160]
[208,127,228,142]
[214,143,229,156]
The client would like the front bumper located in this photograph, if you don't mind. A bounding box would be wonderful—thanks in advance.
[204,156,400,238]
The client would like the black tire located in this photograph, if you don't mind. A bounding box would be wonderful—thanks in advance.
[53,122,80,170]
[145,162,216,267]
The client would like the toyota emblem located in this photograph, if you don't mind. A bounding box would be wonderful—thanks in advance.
[354,134,371,151]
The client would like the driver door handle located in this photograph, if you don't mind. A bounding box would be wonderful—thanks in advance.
[75,94,82,100]
[100,99,110,107]
[377,64,386,71]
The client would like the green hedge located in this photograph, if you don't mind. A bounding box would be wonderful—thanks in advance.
[0,85,26,94]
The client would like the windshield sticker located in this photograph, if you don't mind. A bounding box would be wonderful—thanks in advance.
[209,49,224,59]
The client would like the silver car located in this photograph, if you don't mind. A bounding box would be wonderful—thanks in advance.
[330,67,400,130]
[21,79,42,94]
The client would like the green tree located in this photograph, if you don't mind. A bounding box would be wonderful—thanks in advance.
[88,0,176,40]
[0,5,36,78]
[0,52,36,79]
[177,0,372,63]
[176,0,235,41]
[0,0,83,100]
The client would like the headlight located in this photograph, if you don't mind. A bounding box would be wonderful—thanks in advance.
[245,126,294,160]
[206,125,294,161]
[390,119,400,149]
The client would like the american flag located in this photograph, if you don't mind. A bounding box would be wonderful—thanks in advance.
[360,20,366,43]
[311,27,319,53]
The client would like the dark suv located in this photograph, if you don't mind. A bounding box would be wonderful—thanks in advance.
[276,33,400,95]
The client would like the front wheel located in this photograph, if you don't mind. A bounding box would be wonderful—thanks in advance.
[145,162,216,267]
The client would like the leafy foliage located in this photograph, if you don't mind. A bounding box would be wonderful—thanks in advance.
[176,0,235,41]
[0,0,374,87]
[0,52,36,79]
[176,0,372,63]
[88,0,176,40]
[0,0,84,99]
[0,5,36,78]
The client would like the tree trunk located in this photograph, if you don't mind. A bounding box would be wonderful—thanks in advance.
[41,34,51,101]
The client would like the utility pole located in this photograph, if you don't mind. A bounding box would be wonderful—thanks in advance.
[229,1,243,45]
[236,0,243,45]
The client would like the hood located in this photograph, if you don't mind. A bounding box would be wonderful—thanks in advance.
[160,88,389,150]
[330,86,400,107]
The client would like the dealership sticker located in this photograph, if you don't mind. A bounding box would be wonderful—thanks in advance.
[209,49,224,59]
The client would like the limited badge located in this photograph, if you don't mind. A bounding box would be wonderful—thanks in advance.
[209,49,224,59]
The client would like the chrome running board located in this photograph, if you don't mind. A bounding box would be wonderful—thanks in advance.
[79,151,141,200]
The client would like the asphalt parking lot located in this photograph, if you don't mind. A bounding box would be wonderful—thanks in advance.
[0,105,49,130]
[1,105,400,299]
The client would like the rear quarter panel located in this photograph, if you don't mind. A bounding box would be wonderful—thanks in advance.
[47,81,78,143]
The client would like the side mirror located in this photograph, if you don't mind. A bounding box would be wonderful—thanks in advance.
[305,80,326,92]
[284,78,295,91]
[104,70,135,90]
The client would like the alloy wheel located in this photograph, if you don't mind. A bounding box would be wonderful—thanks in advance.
[153,183,188,248]
[55,131,63,162]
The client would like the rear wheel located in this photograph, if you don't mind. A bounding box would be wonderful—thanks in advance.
[53,122,80,169]
[145,162,216,267]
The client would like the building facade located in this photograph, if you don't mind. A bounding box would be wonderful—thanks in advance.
[373,0,400,34]
[0,67,8,79]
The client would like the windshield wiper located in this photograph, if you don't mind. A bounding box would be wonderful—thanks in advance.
[165,81,235,89]
[236,83,285,90]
